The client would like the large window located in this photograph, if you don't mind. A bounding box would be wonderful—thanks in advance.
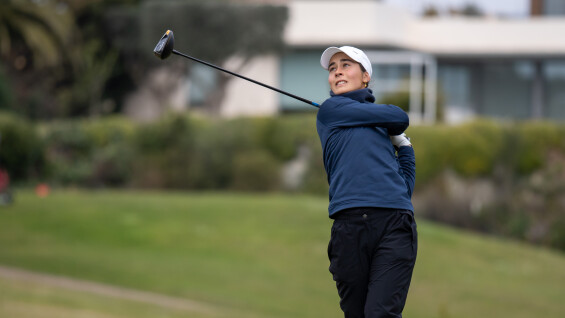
[279,51,329,111]
[189,64,217,107]
[544,0,565,15]
[371,64,411,102]
[544,60,565,119]
[438,61,539,121]
[480,61,533,119]
[438,64,474,121]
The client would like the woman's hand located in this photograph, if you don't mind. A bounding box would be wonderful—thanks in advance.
[390,133,412,148]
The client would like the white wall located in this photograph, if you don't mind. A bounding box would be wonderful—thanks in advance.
[285,0,565,56]
[411,17,565,56]
[220,55,280,117]
[284,1,412,47]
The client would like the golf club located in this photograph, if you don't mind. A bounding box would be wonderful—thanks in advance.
[153,30,320,108]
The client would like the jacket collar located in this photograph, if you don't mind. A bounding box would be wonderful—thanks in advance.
[330,88,376,104]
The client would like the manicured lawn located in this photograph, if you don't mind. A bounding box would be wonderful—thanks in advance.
[0,189,564,317]
[0,274,211,318]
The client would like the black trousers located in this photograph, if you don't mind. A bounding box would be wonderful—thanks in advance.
[328,207,418,318]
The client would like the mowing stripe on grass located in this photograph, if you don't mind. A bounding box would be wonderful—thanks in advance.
[0,265,218,315]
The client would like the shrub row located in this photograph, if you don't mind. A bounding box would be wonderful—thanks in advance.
[16,113,323,192]
[409,120,565,186]
[3,112,565,250]
[0,112,44,181]
[3,112,565,191]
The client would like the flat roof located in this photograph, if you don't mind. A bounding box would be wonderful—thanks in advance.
[284,1,565,57]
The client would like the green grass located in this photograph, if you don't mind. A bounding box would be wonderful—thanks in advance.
[0,275,208,318]
[0,189,564,318]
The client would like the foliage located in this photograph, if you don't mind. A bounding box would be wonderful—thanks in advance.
[106,0,288,113]
[409,120,565,186]
[0,66,12,109]
[0,0,289,118]
[43,117,135,186]
[457,3,484,16]
[0,0,77,117]
[133,1,288,64]
[0,0,128,118]
[410,121,565,251]
[377,89,445,122]
[44,122,92,182]
[231,150,280,191]
[0,0,74,69]
[378,91,411,113]
[130,115,309,191]
[10,113,565,192]
[0,112,44,181]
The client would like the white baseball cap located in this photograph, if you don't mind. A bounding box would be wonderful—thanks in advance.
[320,46,372,77]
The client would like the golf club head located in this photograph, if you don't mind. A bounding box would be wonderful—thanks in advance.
[153,30,174,60]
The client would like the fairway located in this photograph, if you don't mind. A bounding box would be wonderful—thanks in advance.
[0,189,564,318]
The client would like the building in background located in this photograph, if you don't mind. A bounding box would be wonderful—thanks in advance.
[532,0,565,15]
[206,0,565,123]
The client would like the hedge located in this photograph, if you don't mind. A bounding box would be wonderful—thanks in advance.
[408,120,565,186]
[0,112,45,182]
[3,112,565,250]
[3,113,565,192]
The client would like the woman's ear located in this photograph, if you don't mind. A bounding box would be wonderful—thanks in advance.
[362,72,370,87]
[362,72,370,84]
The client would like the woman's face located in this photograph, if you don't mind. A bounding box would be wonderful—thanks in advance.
[328,52,370,95]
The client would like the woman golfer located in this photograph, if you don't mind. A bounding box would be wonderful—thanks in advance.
[317,46,417,318]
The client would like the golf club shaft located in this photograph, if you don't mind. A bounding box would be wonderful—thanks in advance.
[172,50,320,108]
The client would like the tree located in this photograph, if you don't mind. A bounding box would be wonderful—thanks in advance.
[0,0,74,69]
[423,5,440,17]
[0,0,141,118]
[448,3,484,17]
[106,0,288,116]
[460,3,484,17]
[0,0,76,117]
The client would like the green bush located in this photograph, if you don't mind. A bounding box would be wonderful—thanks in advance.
[90,141,134,187]
[409,125,450,187]
[81,116,136,147]
[0,112,44,182]
[134,114,194,153]
[378,90,445,122]
[550,218,565,251]
[410,120,565,251]
[378,91,411,113]
[9,114,565,197]
[44,118,136,187]
[0,67,13,111]
[44,121,96,185]
[230,150,281,191]
[510,122,565,175]
[448,120,503,177]
[411,120,565,187]
[302,144,327,195]
[263,114,319,161]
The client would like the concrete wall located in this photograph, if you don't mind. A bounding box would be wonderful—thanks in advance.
[220,55,280,118]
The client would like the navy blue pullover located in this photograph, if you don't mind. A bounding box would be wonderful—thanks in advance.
[316,88,415,217]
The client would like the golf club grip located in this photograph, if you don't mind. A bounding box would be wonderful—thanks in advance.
[172,50,320,108]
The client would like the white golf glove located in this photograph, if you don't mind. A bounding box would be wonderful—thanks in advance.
[390,133,411,147]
